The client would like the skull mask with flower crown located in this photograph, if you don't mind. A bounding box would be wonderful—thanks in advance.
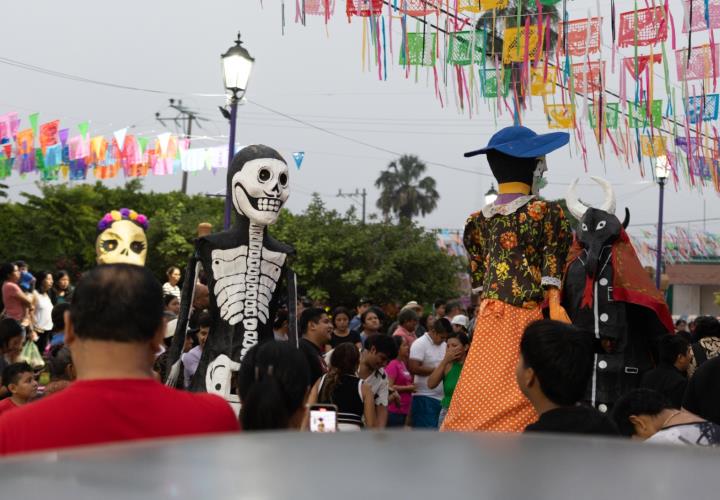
[95,208,149,266]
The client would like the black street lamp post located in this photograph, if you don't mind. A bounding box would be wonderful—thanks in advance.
[221,33,255,229]
[655,155,670,290]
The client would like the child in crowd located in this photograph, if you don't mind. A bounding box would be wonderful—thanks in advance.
[182,310,210,388]
[45,345,75,396]
[386,336,415,428]
[0,362,38,416]
[516,320,618,436]
[44,303,70,355]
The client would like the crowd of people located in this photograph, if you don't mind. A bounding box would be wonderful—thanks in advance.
[0,258,719,457]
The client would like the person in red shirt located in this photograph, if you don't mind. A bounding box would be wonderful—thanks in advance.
[0,362,38,416]
[0,264,240,456]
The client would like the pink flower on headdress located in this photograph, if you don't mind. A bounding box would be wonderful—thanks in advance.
[136,214,148,227]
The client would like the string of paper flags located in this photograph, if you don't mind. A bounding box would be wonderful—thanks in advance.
[0,112,306,182]
[281,0,720,194]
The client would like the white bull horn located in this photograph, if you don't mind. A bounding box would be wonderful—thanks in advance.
[565,178,588,220]
[590,176,616,214]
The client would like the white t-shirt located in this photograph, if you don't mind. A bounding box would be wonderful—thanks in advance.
[409,333,446,400]
[363,368,389,407]
[646,422,720,447]
[33,291,54,331]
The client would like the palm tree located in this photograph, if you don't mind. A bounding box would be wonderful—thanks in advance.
[375,155,439,222]
[477,0,561,109]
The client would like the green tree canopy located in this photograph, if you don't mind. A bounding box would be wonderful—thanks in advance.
[0,180,223,279]
[273,194,461,306]
[0,184,461,307]
[375,155,440,222]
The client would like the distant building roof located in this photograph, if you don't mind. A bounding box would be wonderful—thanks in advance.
[666,263,720,286]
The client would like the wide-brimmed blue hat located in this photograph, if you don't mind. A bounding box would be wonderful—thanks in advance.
[464,126,569,159]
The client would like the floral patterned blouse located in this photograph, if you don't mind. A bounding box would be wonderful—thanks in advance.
[463,197,572,309]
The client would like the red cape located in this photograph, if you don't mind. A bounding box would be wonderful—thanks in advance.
[564,228,674,334]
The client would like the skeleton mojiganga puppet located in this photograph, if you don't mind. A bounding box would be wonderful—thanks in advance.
[96,208,149,266]
[167,145,294,406]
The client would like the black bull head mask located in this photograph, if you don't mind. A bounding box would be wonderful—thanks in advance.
[566,177,630,278]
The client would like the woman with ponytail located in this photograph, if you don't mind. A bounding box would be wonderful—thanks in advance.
[306,343,376,431]
[238,342,311,430]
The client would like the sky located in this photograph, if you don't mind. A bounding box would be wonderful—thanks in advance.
[1,0,718,235]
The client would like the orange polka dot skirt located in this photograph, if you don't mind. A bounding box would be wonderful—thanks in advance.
[441,299,541,433]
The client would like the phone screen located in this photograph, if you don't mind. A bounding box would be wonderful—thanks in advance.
[309,405,338,433]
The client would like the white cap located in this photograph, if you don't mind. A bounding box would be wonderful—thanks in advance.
[451,315,469,328]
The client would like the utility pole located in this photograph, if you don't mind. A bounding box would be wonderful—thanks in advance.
[155,99,207,194]
[337,188,367,224]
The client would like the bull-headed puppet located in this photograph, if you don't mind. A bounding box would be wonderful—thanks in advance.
[563,177,673,414]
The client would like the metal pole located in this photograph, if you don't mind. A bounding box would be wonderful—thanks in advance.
[181,114,193,195]
[655,179,666,290]
[224,94,239,230]
[361,188,367,225]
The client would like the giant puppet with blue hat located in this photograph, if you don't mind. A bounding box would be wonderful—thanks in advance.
[441,126,573,433]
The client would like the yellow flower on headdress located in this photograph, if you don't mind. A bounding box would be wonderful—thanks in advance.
[129,210,138,220]
[110,210,122,221]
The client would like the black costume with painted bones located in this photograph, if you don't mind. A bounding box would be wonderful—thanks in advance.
[167,145,293,408]
[562,177,672,414]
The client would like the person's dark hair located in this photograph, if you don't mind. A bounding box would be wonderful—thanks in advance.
[360,306,383,328]
[658,334,690,366]
[33,270,52,293]
[166,266,181,278]
[51,303,70,333]
[47,345,73,380]
[238,341,310,430]
[398,308,418,326]
[674,319,687,328]
[70,264,164,343]
[392,335,405,354]
[0,318,24,350]
[331,306,351,328]
[273,309,289,330]
[320,343,360,402]
[13,260,27,270]
[364,334,399,360]
[358,297,372,307]
[611,389,673,437]
[0,263,16,283]
[448,331,470,346]
[433,317,453,335]
[1,362,33,388]
[197,310,212,329]
[163,294,178,307]
[520,320,593,406]
[420,313,434,330]
[53,270,70,288]
[445,300,463,314]
[300,307,326,335]
[692,316,720,342]
[433,299,446,309]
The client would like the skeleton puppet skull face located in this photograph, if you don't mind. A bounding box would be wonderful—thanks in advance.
[231,152,290,226]
[95,209,149,266]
